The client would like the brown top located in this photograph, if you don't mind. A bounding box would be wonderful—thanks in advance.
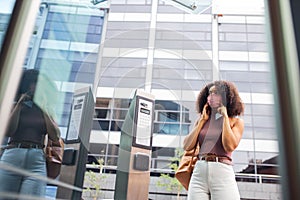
[198,116,232,159]
[8,101,47,145]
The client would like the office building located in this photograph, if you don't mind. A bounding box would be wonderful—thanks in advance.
[0,0,282,199]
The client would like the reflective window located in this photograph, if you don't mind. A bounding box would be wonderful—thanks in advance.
[91,1,280,199]
[0,0,16,49]
[0,1,106,199]
[1,0,287,199]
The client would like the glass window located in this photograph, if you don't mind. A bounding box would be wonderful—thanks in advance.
[0,1,106,199]
[3,0,293,199]
[0,0,16,49]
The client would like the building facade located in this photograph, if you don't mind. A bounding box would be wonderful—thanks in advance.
[91,0,278,176]
[0,0,281,199]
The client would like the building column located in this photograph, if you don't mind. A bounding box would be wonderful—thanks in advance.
[145,0,158,92]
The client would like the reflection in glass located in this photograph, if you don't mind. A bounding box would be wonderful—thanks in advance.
[0,0,16,50]
[0,69,61,198]
[1,1,106,199]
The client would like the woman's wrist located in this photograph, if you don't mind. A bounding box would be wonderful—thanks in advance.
[223,116,230,124]
[223,114,229,119]
[200,114,209,121]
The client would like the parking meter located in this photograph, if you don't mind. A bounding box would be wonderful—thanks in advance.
[114,89,155,200]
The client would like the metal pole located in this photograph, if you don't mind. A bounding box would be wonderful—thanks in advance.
[265,0,300,199]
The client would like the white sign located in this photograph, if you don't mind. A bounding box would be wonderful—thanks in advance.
[66,94,86,141]
[135,98,153,147]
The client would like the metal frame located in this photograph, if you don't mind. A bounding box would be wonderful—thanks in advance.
[266,0,300,199]
[0,0,42,142]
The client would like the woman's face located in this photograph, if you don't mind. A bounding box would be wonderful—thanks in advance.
[207,86,223,109]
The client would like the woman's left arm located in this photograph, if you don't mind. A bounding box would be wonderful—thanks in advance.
[218,106,244,152]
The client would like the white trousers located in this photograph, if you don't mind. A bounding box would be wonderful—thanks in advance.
[188,160,240,200]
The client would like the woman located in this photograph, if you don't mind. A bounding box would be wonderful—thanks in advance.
[183,80,244,200]
[0,69,60,199]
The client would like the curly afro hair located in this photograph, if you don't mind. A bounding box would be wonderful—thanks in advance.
[196,80,244,117]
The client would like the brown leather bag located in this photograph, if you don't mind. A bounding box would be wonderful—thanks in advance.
[175,146,199,190]
[175,117,205,190]
[46,138,64,179]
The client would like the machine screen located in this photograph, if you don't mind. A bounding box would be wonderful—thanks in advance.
[134,98,153,147]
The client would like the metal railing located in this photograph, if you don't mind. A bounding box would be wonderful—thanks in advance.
[235,173,280,184]
[85,164,281,184]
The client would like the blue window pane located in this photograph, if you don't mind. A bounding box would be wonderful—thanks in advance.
[86,34,102,43]
[93,120,109,131]
[154,123,180,135]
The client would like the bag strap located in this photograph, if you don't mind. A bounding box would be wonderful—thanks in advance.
[187,145,198,167]
[191,141,200,161]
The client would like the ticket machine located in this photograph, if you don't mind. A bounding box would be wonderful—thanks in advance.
[114,89,155,200]
[56,86,94,200]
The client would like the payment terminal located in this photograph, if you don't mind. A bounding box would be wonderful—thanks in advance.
[114,89,155,200]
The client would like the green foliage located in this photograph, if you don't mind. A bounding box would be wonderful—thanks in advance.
[170,148,185,171]
[156,148,185,195]
[84,158,107,199]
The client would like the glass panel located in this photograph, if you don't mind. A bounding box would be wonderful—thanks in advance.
[0,1,106,199]
[154,122,180,135]
[2,0,289,199]
[112,109,128,120]
[93,1,281,199]
[93,119,110,131]
[216,11,280,200]
[0,0,16,49]
[94,108,110,119]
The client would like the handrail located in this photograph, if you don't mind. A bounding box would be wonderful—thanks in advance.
[86,164,281,184]
[235,173,280,184]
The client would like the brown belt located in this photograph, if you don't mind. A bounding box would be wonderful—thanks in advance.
[3,143,44,150]
[198,154,232,165]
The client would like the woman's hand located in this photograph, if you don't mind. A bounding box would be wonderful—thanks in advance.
[217,104,228,118]
[201,103,210,120]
